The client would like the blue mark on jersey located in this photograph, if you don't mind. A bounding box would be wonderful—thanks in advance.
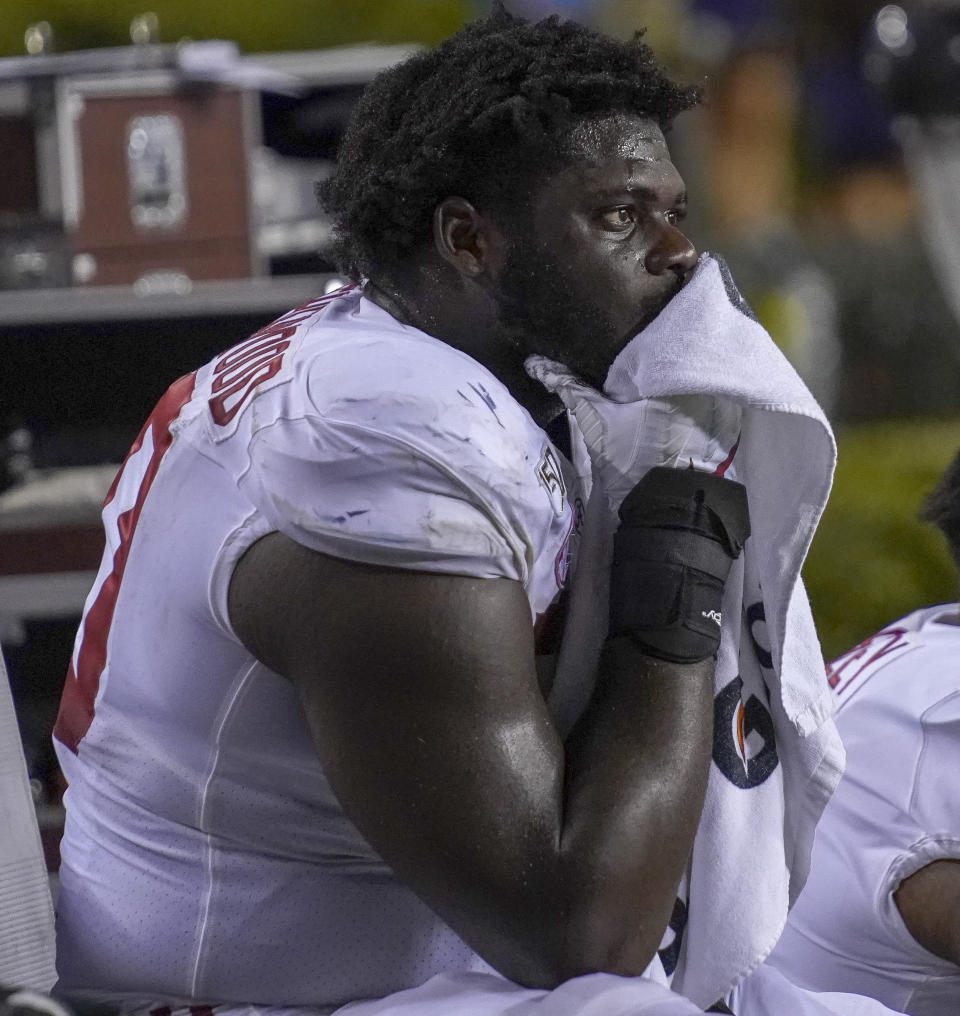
[331,508,371,524]
[468,382,504,428]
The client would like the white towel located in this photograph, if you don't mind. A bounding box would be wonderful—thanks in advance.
[542,253,845,1008]
[0,650,57,991]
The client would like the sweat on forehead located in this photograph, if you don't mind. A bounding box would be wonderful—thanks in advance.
[558,114,667,165]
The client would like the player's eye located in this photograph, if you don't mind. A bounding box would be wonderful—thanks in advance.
[598,207,635,230]
[665,206,687,226]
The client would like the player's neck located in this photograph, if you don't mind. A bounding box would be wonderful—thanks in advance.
[364,277,563,429]
[364,281,418,329]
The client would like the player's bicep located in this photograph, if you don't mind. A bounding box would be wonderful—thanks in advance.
[892,699,960,965]
[228,532,564,930]
[894,859,960,965]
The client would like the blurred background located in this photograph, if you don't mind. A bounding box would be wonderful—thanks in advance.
[1,0,959,851]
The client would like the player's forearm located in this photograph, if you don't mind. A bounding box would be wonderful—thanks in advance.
[557,635,714,979]
[554,469,748,975]
[462,639,713,990]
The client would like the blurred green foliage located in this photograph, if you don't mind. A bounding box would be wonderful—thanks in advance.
[0,0,471,56]
[805,417,960,661]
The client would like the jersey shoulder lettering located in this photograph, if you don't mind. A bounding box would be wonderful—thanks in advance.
[193,286,354,438]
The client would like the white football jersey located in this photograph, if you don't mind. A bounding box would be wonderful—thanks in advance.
[768,604,960,1015]
[53,288,582,1010]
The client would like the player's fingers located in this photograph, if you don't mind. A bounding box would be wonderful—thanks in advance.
[524,355,587,395]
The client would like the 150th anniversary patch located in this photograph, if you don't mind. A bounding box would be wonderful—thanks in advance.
[536,445,566,515]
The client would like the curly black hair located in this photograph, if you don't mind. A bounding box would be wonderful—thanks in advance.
[323,4,700,282]
[919,449,960,573]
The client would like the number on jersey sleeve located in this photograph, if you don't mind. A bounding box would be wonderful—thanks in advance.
[825,627,910,701]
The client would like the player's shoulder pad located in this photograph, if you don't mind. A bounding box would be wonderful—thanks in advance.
[302,308,544,481]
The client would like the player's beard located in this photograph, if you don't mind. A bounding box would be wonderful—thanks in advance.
[491,236,622,391]
[490,233,678,391]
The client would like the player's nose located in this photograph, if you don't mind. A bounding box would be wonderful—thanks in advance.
[645,224,698,280]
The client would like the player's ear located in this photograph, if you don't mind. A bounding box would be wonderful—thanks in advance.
[433,197,501,279]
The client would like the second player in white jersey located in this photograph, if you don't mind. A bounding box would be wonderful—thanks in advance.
[768,604,960,1015]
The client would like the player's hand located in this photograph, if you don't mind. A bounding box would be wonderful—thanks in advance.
[525,355,742,509]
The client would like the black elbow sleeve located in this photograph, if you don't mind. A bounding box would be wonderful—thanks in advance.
[609,466,751,664]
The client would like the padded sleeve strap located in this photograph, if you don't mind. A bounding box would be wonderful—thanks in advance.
[609,467,751,663]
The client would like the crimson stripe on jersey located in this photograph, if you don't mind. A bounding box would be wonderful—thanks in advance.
[54,372,197,754]
[713,433,741,478]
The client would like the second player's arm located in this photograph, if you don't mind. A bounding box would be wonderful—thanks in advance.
[228,531,714,989]
[894,859,960,965]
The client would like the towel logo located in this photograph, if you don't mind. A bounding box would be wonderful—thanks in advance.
[746,600,773,671]
[536,445,566,515]
[712,677,778,789]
